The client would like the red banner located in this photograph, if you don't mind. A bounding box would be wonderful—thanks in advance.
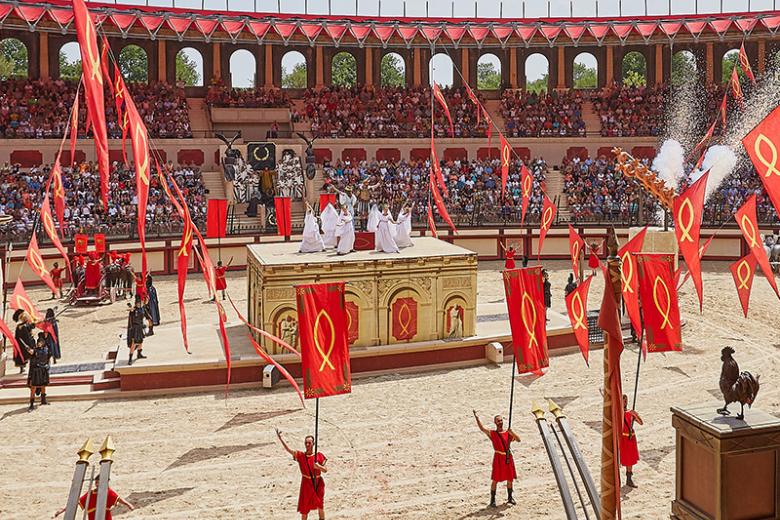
[739,42,756,83]
[432,83,454,137]
[730,254,757,318]
[273,196,291,237]
[10,279,42,321]
[677,235,714,290]
[74,233,88,254]
[673,170,708,311]
[93,233,106,254]
[69,84,79,166]
[51,158,66,227]
[742,103,780,219]
[502,267,549,375]
[537,195,556,259]
[619,226,647,337]
[565,274,592,365]
[465,83,480,126]
[391,297,417,341]
[40,193,70,276]
[568,224,585,281]
[427,204,438,238]
[731,67,744,108]
[636,253,682,353]
[25,233,57,294]
[483,107,493,148]
[520,164,532,224]
[0,316,22,363]
[72,0,109,207]
[318,193,336,209]
[345,300,359,345]
[296,282,352,399]
[430,138,448,197]
[207,198,229,238]
[122,86,150,278]
[500,134,511,197]
[100,34,114,98]
[735,194,779,298]
[429,172,456,232]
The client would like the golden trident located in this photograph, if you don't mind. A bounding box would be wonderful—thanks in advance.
[676,197,696,243]
[740,214,759,248]
[570,291,587,330]
[83,21,103,85]
[620,251,634,294]
[541,206,554,231]
[520,291,539,350]
[753,134,780,178]
[736,260,753,290]
[652,276,673,330]
[313,309,336,372]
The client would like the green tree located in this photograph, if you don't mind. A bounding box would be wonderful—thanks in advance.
[282,62,307,89]
[477,61,501,90]
[58,51,81,81]
[671,51,697,86]
[381,53,405,87]
[175,51,201,86]
[573,61,597,89]
[722,51,746,83]
[622,52,647,87]
[0,39,28,79]
[118,45,148,83]
[331,52,357,87]
[527,74,548,94]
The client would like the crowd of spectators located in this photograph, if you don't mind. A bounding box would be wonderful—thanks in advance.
[206,81,292,108]
[0,161,207,242]
[0,78,192,139]
[499,90,587,137]
[591,84,667,138]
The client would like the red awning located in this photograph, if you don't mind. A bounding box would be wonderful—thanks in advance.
[492,25,513,45]
[761,14,780,32]
[273,22,297,42]
[611,22,633,41]
[15,5,45,24]
[563,25,586,43]
[734,17,757,33]
[685,20,707,38]
[444,25,466,45]
[422,26,442,43]
[588,24,610,42]
[247,21,270,40]
[635,22,657,41]
[468,26,491,44]
[659,21,683,38]
[709,18,732,35]
[221,20,245,41]
[516,25,536,42]
[194,18,219,38]
[139,15,165,34]
[324,23,348,43]
[397,25,418,45]
[49,8,75,27]
[540,24,562,43]
[373,25,394,43]
[300,22,322,42]
[167,16,193,38]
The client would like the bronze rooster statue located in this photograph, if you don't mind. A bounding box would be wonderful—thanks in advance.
[717,346,760,420]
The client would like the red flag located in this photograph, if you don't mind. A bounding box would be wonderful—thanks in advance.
[114,65,130,164]
[227,295,300,357]
[429,173,457,232]
[51,158,66,227]
[483,107,493,148]
[430,138,448,197]
[273,197,291,237]
[93,233,106,254]
[739,42,756,84]
[636,253,682,352]
[568,225,585,281]
[565,274,592,365]
[503,267,548,375]
[69,84,80,166]
[731,67,744,108]
[619,226,647,338]
[0,317,22,363]
[318,193,336,209]
[122,89,150,279]
[537,195,556,259]
[720,91,728,127]
[692,119,717,157]
[25,234,57,294]
[100,34,114,98]
[296,282,352,398]
[729,254,758,318]
[215,299,232,387]
[500,134,511,197]
[735,194,780,297]
[10,279,42,321]
[72,0,109,207]
[74,233,88,254]
[742,104,780,219]
[673,171,708,311]
[40,193,70,278]
[426,204,438,238]
[520,164,532,224]
[432,83,454,137]
[465,83,481,126]
[677,235,714,290]
[207,198,228,238]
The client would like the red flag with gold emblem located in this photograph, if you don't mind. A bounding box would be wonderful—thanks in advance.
[72,0,109,207]
[25,233,57,294]
[503,267,548,375]
[429,172,457,232]
[0,317,22,362]
[673,171,708,311]
[69,84,80,166]
[296,282,352,399]
[165,165,194,352]
[720,91,728,127]
[677,235,714,290]
[738,43,756,84]
[731,67,744,108]
[619,226,647,337]
[500,134,511,197]
[74,233,88,254]
[432,83,454,137]
[10,279,42,321]
[520,164,532,224]
[537,195,556,260]
[427,204,438,238]
[565,274,593,365]
[742,104,780,218]
[483,107,493,148]
[51,158,66,226]
[100,34,114,98]
[40,193,70,276]
[430,138,448,197]
[730,254,757,318]
[568,225,585,281]
[636,253,682,352]
[735,194,780,297]
[465,83,481,126]
[123,89,150,279]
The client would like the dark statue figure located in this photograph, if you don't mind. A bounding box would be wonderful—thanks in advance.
[216,131,243,181]
[296,132,318,181]
[717,346,760,420]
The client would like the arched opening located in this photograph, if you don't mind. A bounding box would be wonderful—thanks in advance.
[671,50,697,86]
[477,53,501,90]
[331,51,357,87]
[58,41,80,81]
[429,53,453,87]
[176,47,203,87]
[0,38,29,79]
[622,51,647,87]
[118,44,148,83]
[281,50,307,89]
[722,48,743,83]
[525,53,549,93]
[573,52,597,89]
[381,52,405,87]
[229,49,255,88]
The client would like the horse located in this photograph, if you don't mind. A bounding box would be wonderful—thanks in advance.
[764,235,780,274]
[105,263,135,299]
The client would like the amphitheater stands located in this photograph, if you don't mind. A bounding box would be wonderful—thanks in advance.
[499,89,587,138]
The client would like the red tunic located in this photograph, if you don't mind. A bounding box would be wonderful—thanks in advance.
[135,276,148,301]
[50,267,64,288]
[215,266,228,291]
[504,249,516,270]
[84,261,101,290]
[79,488,119,520]
[295,450,326,514]
[489,430,517,482]
[588,245,600,269]
[620,411,640,467]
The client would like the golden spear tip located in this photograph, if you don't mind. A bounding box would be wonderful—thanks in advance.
[77,439,94,463]
[99,435,116,462]
[547,398,565,419]
[531,401,545,421]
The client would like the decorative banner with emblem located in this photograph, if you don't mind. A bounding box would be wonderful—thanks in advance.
[502,266,549,375]
[391,297,418,341]
[296,282,352,399]
[729,254,757,318]
[673,170,708,311]
[636,253,682,353]
[742,105,780,229]
[247,142,276,171]
[345,300,360,345]
[735,194,780,298]
[618,226,647,338]
[537,195,557,259]
[565,274,593,365]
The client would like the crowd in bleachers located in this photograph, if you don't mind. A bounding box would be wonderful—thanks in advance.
[592,84,666,138]
[206,81,292,108]
[499,90,587,137]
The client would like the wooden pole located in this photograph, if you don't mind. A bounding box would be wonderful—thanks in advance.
[506,353,516,463]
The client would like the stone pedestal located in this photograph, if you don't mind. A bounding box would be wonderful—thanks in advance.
[671,404,780,520]
[630,226,679,269]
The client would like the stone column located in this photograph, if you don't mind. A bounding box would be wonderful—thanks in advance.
[264,45,273,87]
[509,47,518,88]
[557,46,566,88]
[461,47,469,86]
[365,47,373,86]
[655,43,664,85]
[413,48,421,86]
[605,45,614,85]
[758,39,766,75]
[213,42,222,83]
[705,42,714,84]
[316,46,324,87]
[158,39,166,84]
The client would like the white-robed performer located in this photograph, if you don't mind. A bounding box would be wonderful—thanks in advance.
[335,206,355,255]
[375,204,400,254]
[366,204,381,232]
[334,186,358,215]
[320,203,339,248]
[394,203,414,248]
[299,203,325,253]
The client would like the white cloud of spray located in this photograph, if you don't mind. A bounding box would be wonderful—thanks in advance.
[690,145,738,201]
[651,139,684,192]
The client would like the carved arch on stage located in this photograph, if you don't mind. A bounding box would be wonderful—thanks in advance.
[442,292,472,339]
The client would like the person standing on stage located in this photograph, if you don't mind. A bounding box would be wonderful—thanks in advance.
[394,202,414,248]
[27,333,51,411]
[54,473,135,519]
[620,394,643,488]
[335,206,355,255]
[126,296,150,365]
[588,241,601,276]
[320,203,339,249]
[299,203,325,253]
[145,274,160,335]
[375,204,399,253]
[501,244,516,270]
[473,410,519,507]
[276,429,328,520]
[13,309,36,374]
[44,308,61,364]
[333,185,357,215]
[50,261,65,299]
[213,260,228,301]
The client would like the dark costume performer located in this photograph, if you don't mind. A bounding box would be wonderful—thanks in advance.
[45,308,61,363]
[564,273,578,297]
[543,270,552,320]
[474,411,519,507]
[13,309,36,373]
[620,394,643,488]
[27,335,51,410]
[126,297,151,365]
[145,274,160,332]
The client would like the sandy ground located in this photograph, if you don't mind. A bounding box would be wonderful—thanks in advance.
[0,260,779,519]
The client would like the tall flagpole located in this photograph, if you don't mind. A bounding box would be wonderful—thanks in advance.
[506,351,516,464]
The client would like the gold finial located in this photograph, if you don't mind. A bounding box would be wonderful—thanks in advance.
[531,401,545,421]
[77,439,95,464]
[99,435,116,462]
[548,399,565,419]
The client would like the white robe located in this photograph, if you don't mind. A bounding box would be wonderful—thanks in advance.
[336,212,355,255]
[375,213,400,253]
[299,211,325,253]
[394,209,413,248]
[320,204,338,248]
[366,205,381,232]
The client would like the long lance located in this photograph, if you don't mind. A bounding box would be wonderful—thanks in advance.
[505,351,516,464]
[64,439,94,520]
[548,399,601,519]
[531,403,577,520]
[94,436,115,520]
[551,423,591,520]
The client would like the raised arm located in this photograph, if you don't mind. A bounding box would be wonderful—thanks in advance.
[276,428,295,456]
[473,410,490,437]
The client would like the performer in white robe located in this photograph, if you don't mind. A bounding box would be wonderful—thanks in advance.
[320,203,338,248]
[394,203,414,248]
[375,205,400,254]
[366,204,381,232]
[335,207,355,255]
[299,204,325,253]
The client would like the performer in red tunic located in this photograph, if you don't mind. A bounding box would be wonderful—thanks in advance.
[501,244,517,270]
[588,241,601,275]
[84,253,102,293]
[54,474,134,519]
[134,273,148,302]
[276,429,328,520]
[50,262,64,299]
[474,410,520,507]
[620,394,643,488]
[211,259,231,301]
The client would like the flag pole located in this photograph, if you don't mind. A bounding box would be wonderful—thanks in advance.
[631,332,643,411]
[506,352,516,464]
[313,397,320,490]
